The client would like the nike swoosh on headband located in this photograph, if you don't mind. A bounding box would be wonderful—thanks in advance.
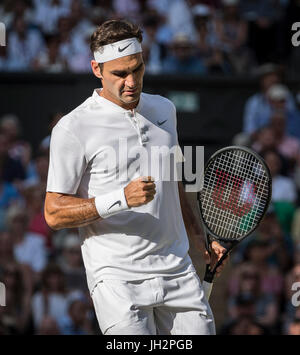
[108,200,121,210]
[157,120,168,126]
[118,43,132,52]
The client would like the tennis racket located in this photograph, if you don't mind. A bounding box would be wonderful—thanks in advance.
[197,146,272,301]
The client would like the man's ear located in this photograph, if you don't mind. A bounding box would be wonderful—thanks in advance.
[91,60,103,79]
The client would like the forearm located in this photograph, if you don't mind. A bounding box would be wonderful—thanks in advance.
[45,193,101,230]
[178,182,204,243]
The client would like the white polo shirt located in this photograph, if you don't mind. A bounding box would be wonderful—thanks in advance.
[47,89,195,294]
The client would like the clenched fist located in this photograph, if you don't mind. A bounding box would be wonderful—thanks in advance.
[124,176,156,208]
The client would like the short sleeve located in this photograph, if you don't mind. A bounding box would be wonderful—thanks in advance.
[46,124,87,195]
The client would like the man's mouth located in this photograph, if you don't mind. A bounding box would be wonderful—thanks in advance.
[123,89,138,95]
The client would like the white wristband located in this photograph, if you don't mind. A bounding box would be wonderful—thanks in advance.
[95,188,130,219]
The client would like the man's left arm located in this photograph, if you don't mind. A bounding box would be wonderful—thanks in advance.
[177,181,228,276]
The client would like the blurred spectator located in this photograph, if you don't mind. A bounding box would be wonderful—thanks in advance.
[0,0,35,29]
[6,205,48,276]
[69,0,93,37]
[33,34,68,73]
[166,0,197,41]
[23,185,52,251]
[31,264,68,331]
[242,64,296,139]
[0,114,35,183]
[263,150,297,234]
[215,0,255,74]
[287,92,300,141]
[267,85,300,143]
[292,212,300,245]
[231,238,285,297]
[7,15,45,71]
[163,33,207,74]
[113,0,145,23]
[240,0,282,64]
[36,316,61,335]
[89,0,114,28]
[220,314,268,335]
[142,14,166,74]
[147,0,173,16]
[22,147,50,192]
[66,0,96,72]
[292,242,300,265]
[256,210,294,270]
[57,290,93,334]
[269,112,300,171]
[192,4,229,74]
[67,26,95,73]
[0,231,15,268]
[0,169,21,230]
[57,233,88,293]
[252,112,300,175]
[0,133,26,185]
[227,262,279,331]
[0,262,33,334]
[57,16,82,67]
[32,0,70,35]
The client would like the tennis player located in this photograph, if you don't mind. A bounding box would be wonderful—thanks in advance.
[45,19,227,335]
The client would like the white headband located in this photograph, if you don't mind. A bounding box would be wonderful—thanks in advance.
[94,37,142,63]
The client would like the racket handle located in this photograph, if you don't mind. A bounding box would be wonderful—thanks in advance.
[203,264,214,300]
[202,280,213,300]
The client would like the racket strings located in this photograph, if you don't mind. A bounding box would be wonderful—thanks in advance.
[200,149,270,240]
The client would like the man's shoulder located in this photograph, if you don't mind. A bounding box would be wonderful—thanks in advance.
[52,96,95,132]
[142,92,176,111]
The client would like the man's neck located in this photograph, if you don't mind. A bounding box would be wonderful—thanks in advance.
[99,89,139,111]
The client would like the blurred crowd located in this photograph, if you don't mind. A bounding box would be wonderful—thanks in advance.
[0,112,101,335]
[1,62,300,335]
[1,0,300,337]
[223,63,300,335]
[0,0,300,76]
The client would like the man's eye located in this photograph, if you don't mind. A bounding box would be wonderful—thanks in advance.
[134,65,143,73]
[114,72,127,78]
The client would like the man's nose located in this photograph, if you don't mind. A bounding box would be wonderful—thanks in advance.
[125,74,136,88]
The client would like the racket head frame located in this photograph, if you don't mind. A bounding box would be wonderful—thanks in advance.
[197,145,272,244]
[197,146,272,287]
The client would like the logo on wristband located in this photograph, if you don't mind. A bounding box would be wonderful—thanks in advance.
[108,201,122,210]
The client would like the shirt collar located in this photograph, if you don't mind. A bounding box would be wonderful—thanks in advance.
[92,89,143,114]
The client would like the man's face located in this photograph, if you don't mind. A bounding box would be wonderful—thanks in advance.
[95,53,145,109]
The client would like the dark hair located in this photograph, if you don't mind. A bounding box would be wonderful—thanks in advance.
[90,19,143,55]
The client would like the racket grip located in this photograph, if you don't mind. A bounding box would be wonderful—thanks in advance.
[203,264,214,300]
[202,280,213,301]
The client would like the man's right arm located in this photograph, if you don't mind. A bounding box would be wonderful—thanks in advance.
[44,177,156,230]
[44,192,101,230]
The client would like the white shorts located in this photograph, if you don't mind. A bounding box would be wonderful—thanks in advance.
[91,272,215,335]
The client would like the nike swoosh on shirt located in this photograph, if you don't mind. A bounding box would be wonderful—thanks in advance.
[118,43,132,52]
[108,201,121,211]
[157,120,168,126]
